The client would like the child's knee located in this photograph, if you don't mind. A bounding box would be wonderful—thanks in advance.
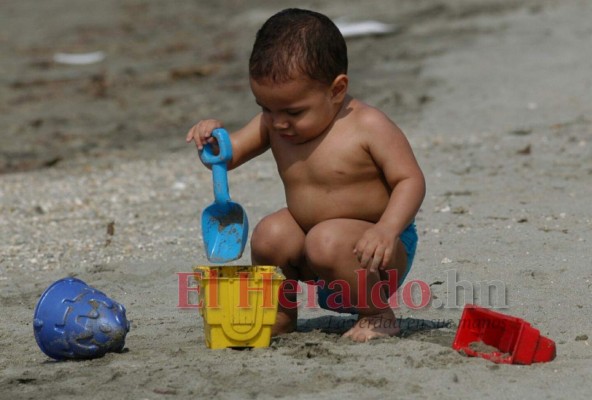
[304,224,343,270]
[251,212,303,262]
[251,216,284,253]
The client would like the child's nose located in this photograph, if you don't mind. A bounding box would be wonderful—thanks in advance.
[272,116,289,130]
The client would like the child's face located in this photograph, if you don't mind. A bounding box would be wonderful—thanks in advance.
[250,75,343,144]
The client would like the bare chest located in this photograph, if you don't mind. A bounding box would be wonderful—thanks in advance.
[271,133,378,187]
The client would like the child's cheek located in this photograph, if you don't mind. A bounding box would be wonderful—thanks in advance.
[262,114,273,128]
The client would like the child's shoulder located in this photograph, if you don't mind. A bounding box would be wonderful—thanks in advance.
[345,97,397,130]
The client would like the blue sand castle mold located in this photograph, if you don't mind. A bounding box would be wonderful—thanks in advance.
[33,277,130,360]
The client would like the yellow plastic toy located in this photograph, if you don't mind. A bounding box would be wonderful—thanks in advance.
[194,265,285,349]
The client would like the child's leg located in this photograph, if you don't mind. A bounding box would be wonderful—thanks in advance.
[250,208,315,335]
[304,218,408,342]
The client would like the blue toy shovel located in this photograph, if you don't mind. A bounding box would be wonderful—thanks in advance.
[199,128,249,263]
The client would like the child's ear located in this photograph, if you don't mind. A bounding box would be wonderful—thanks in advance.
[330,74,349,101]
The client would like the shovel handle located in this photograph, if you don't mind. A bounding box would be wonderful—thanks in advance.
[199,128,233,165]
[200,129,232,204]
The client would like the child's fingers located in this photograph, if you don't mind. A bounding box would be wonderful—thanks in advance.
[354,239,371,269]
[186,120,224,150]
[380,247,393,270]
[358,245,394,272]
[185,126,196,142]
[369,245,390,272]
[369,254,382,273]
[357,248,374,270]
[186,125,207,150]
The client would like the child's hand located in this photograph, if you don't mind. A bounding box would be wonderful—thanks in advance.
[354,224,399,273]
[185,119,224,150]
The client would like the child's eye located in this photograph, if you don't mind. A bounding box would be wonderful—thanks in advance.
[287,110,303,116]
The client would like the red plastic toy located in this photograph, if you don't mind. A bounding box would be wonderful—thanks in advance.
[452,304,556,365]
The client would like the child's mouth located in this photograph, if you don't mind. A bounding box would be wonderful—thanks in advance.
[279,132,297,140]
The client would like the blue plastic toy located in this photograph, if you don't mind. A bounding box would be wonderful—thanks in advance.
[199,128,249,263]
[33,277,130,360]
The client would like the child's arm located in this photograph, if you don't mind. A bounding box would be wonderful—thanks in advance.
[185,114,270,170]
[354,114,426,272]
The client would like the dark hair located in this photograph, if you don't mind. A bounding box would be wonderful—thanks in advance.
[249,8,348,85]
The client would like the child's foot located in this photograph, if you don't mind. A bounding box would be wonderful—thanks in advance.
[271,310,297,336]
[342,310,400,342]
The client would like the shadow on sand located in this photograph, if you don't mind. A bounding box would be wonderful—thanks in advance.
[297,315,453,338]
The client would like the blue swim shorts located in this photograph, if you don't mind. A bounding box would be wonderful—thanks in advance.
[316,222,418,313]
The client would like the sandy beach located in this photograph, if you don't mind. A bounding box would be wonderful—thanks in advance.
[1,0,591,398]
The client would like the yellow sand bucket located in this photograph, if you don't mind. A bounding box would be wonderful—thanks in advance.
[194,266,285,349]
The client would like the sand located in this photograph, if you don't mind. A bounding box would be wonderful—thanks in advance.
[1,0,591,399]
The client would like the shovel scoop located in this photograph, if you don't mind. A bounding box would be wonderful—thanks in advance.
[199,128,249,263]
